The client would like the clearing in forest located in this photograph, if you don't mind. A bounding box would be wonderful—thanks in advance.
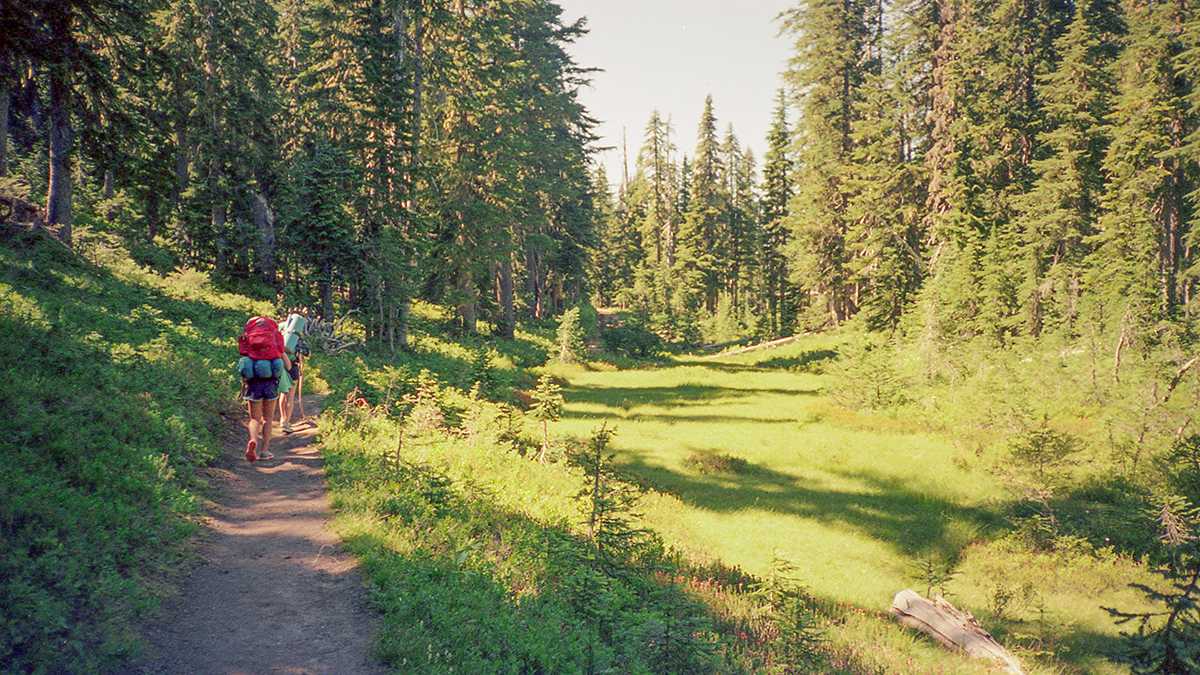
[554,337,1145,673]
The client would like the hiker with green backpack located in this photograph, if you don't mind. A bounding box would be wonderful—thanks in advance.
[237,315,292,462]
[277,311,308,434]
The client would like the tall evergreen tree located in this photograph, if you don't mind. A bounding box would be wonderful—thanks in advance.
[1087,0,1193,336]
[761,89,794,336]
[636,111,678,267]
[1014,0,1117,336]
[677,94,725,314]
[781,0,874,325]
[845,64,926,331]
[919,0,1070,341]
[1177,7,1200,313]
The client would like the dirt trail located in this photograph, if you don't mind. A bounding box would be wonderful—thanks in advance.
[137,397,387,675]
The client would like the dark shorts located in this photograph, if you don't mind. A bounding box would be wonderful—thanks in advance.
[244,377,279,402]
[289,362,301,381]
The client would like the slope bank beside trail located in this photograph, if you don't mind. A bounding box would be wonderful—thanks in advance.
[0,233,385,672]
[0,234,275,670]
[136,397,386,674]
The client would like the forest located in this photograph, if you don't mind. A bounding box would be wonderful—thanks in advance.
[4,0,1198,348]
[3,0,1200,672]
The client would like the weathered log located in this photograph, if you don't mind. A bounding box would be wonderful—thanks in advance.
[700,333,806,359]
[890,589,1024,675]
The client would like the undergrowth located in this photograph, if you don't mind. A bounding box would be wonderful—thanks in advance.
[0,229,269,670]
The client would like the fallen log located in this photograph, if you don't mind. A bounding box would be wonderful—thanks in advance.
[699,334,806,359]
[890,589,1024,675]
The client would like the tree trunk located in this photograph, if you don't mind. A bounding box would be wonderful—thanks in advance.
[147,190,161,240]
[46,20,74,246]
[320,260,334,320]
[102,169,114,199]
[173,123,189,209]
[0,73,9,176]
[212,177,227,272]
[396,294,410,350]
[457,267,477,334]
[498,254,515,339]
[252,192,276,286]
[526,243,543,319]
[890,590,1023,674]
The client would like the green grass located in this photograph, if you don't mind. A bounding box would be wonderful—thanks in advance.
[550,336,1155,673]
[0,229,270,670]
[0,225,1162,673]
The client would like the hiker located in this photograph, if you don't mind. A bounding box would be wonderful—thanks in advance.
[277,311,308,433]
[237,315,291,462]
[280,334,310,432]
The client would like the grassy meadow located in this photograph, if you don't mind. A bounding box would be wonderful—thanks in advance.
[547,336,1154,673]
[314,318,1157,673]
[0,224,1164,673]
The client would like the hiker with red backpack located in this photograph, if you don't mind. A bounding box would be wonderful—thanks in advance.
[236,315,291,462]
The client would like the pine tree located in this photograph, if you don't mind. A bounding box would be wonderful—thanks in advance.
[589,165,623,306]
[530,374,564,463]
[278,138,358,320]
[1105,496,1200,673]
[761,89,794,336]
[1087,0,1192,336]
[158,0,280,273]
[1176,7,1200,313]
[719,125,757,317]
[919,0,1070,342]
[1014,0,1117,336]
[636,111,678,267]
[972,0,1070,341]
[781,0,873,326]
[677,95,725,315]
[845,65,925,331]
[571,423,651,577]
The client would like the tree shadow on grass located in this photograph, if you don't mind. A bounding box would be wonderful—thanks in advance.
[565,383,817,411]
[332,443,1122,673]
[685,349,839,374]
[561,408,803,426]
[327,449,936,675]
[615,448,1005,562]
[756,349,839,371]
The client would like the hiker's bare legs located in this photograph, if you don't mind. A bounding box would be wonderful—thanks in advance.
[278,389,292,427]
[261,398,276,457]
[247,399,264,448]
[296,375,305,420]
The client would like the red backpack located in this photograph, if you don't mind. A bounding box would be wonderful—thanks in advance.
[238,316,284,360]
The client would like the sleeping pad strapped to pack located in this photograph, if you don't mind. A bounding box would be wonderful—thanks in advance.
[281,313,307,354]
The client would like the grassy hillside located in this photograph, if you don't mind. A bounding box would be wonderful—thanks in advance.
[0,230,269,670]
[0,225,1168,673]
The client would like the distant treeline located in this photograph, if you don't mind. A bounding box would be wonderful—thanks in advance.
[593,0,1200,347]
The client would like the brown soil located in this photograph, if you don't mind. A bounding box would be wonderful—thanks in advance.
[136,397,387,674]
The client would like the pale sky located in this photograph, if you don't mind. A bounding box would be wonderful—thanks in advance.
[557,0,796,186]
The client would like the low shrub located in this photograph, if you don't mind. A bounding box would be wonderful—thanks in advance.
[601,324,662,359]
[683,451,751,475]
